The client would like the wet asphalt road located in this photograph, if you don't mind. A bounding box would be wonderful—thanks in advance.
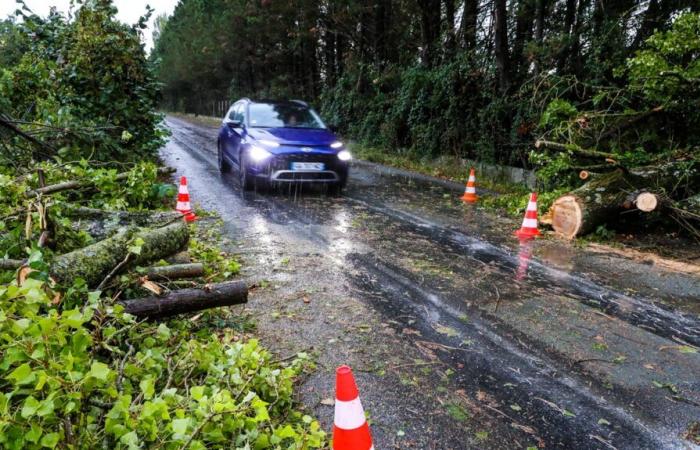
[161,116,700,450]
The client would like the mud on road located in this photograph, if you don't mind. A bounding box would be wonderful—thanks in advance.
[161,115,700,449]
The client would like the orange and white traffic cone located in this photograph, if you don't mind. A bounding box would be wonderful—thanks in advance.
[175,176,197,222]
[515,192,540,239]
[333,365,373,450]
[460,168,478,203]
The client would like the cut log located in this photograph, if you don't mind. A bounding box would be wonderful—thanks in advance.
[550,164,699,239]
[0,259,25,271]
[63,206,182,225]
[62,206,182,241]
[25,167,176,197]
[621,191,659,211]
[634,192,658,212]
[119,281,248,319]
[145,263,204,281]
[51,221,189,287]
[551,170,629,238]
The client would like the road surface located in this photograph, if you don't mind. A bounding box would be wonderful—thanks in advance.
[162,115,700,450]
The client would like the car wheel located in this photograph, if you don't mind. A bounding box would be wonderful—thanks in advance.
[239,153,255,191]
[218,142,231,173]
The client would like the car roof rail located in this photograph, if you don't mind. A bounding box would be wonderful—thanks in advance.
[290,99,308,107]
[239,97,252,103]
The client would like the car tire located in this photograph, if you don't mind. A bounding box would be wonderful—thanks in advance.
[218,142,231,173]
[239,153,255,191]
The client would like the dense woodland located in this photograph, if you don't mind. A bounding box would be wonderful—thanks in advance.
[153,0,700,169]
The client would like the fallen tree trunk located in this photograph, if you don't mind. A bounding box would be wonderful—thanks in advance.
[0,259,25,271]
[551,170,660,238]
[63,206,182,225]
[119,281,248,319]
[51,221,189,287]
[25,166,176,197]
[622,191,659,212]
[145,263,204,281]
[534,140,618,160]
[550,163,700,238]
[62,206,182,241]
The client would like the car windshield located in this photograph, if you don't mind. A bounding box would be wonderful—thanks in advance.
[248,103,326,129]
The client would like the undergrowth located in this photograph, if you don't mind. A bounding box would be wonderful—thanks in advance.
[0,255,326,449]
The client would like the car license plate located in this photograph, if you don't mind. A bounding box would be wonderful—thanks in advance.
[291,162,324,171]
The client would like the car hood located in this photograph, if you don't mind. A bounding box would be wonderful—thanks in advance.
[246,127,337,147]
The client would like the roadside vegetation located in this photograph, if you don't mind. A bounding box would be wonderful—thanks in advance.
[151,1,700,240]
[0,2,325,448]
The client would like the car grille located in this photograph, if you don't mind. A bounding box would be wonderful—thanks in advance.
[270,153,339,172]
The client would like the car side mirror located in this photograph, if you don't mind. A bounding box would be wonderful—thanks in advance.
[228,120,243,128]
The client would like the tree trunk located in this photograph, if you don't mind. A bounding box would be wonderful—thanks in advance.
[51,222,189,287]
[26,167,175,197]
[461,0,479,51]
[145,263,204,281]
[444,0,457,57]
[0,259,25,271]
[550,167,695,238]
[119,281,248,319]
[417,0,441,67]
[512,0,536,82]
[493,0,510,92]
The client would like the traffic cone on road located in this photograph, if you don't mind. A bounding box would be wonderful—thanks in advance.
[175,176,197,222]
[515,192,540,239]
[460,168,478,203]
[333,365,373,450]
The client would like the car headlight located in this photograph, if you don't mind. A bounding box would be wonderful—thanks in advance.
[330,141,343,149]
[249,146,272,162]
[259,139,280,147]
[337,150,352,161]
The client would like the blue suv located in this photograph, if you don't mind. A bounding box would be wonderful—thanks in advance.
[217,99,351,192]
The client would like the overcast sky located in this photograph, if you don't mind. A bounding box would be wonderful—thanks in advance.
[0,0,179,51]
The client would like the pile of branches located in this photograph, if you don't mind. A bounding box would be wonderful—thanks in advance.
[530,13,700,239]
[535,139,700,239]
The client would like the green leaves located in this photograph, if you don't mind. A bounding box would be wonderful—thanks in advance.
[87,361,112,381]
[7,363,35,386]
[0,273,326,449]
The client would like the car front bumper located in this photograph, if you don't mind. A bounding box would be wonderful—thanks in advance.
[250,152,349,183]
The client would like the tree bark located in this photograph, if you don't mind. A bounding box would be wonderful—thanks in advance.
[493,0,510,92]
[512,0,536,82]
[550,167,695,238]
[417,0,441,67]
[119,281,248,319]
[51,222,189,287]
[26,167,176,197]
[0,259,25,271]
[551,170,636,238]
[461,0,479,51]
[145,263,204,281]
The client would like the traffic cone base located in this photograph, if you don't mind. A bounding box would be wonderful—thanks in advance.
[333,365,373,450]
[461,192,478,203]
[461,168,478,203]
[515,192,540,239]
